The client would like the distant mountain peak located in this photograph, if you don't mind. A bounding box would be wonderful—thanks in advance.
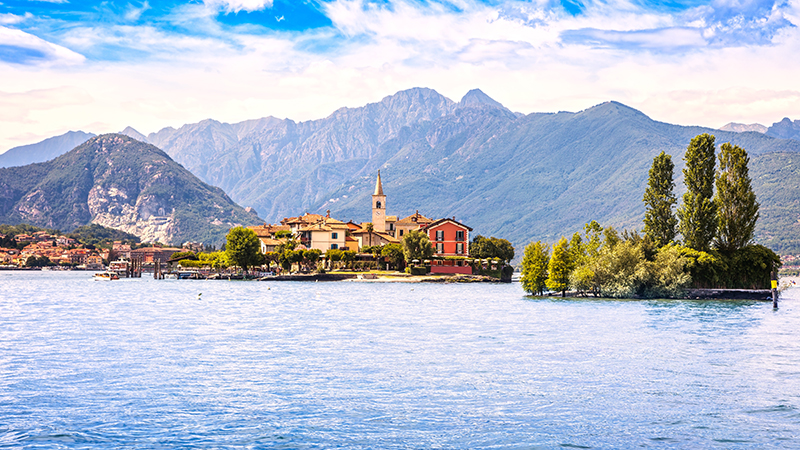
[581,101,652,121]
[766,117,800,141]
[120,126,150,143]
[719,123,767,133]
[458,89,508,111]
[0,130,95,168]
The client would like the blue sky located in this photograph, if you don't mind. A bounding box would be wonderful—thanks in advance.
[1,0,799,150]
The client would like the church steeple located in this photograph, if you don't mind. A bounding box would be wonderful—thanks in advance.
[374,170,384,196]
[372,171,387,233]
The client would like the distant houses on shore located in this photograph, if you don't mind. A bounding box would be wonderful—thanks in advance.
[248,171,474,274]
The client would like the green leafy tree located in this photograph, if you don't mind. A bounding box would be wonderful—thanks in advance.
[171,251,198,261]
[326,248,343,270]
[583,220,604,257]
[714,143,759,252]
[469,235,515,262]
[341,250,356,269]
[304,248,322,270]
[279,250,292,272]
[678,133,717,251]
[546,237,572,296]
[643,151,678,247]
[290,249,305,271]
[521,241,550,295]
[381,243,405,270]
[225,226,261,272]
[402,230,433,263]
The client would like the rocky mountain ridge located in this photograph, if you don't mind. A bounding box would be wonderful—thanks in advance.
[4,89,800,253]
[0,134,261,245]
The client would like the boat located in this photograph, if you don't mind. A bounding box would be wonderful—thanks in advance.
[93,271,120,280]
[164,273,178,280]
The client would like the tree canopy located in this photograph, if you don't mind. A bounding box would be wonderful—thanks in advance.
[469,235,515,262]
[643,151,677,247]
[521,241,549,295]
[225,226,262,272]
[678,133,717,251]
[715,143,759,253]
[546,237,571,296]
[402,230,433,262]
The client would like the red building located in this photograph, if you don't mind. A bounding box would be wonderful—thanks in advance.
[422,218,473,274]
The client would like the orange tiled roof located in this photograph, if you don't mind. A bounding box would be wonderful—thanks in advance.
[249,224,291,236]
[281,213,325,225]
[422,218,473,231]
[397,211,433,224]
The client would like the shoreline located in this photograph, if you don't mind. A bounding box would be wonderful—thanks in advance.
[262,272,506,283]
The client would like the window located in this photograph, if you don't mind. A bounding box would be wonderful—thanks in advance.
[376,201,382,209]
[436,243,444,253]
[399,230,404,237]
[436,230,444,241]
[331,232,338,239]
[456,230,464,241]
[389,223,394,231]
[456,243,463,254]
[330,244,338,250]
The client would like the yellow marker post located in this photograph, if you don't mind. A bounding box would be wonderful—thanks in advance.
[771,271,778,308]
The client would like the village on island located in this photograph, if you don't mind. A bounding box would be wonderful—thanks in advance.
[0,171,515,282]
[0,134,793,298]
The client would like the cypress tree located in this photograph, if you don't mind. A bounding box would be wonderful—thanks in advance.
[715,143,759,252]
[643,151,678,247]
[677,133,717,251]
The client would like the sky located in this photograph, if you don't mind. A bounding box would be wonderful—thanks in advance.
[1,0,799,152]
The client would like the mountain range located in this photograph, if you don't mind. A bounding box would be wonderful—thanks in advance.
[2,88,800,254]
[0,134,261,245]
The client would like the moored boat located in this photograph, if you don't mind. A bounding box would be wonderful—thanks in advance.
[93,271,120,280]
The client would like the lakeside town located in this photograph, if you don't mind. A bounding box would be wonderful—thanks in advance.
[0,172,515,281]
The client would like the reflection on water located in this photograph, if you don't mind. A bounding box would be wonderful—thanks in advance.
[1,271,799,448]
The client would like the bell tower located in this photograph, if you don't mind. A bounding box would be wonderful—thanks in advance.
[372,170,386,233]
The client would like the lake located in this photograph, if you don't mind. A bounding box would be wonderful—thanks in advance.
[2,271,799,448]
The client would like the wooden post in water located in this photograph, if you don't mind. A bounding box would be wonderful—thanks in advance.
[771,271,778,309]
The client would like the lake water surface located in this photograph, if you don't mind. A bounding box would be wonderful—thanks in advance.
[2,271,800,448]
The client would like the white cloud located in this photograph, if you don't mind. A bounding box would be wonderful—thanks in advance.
[203,0,273,14]
[124,1,151,22]
[0,12,33,25]
[0,26,86,65]
[2,0,800,151]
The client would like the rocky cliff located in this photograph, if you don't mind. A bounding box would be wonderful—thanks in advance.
[0,134,262,245]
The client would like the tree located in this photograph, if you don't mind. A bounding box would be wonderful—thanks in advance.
[643,151,678,247]
[546,237,572,296]
[402,230,433,263]
[521,241,550,295]
[326,248,343,269]
[341,250,356,269]
[714,143,759,252]
[678,133,717,251]
[225,226,261,273]
[381,243,405,270]
[304,248,322,271]
[469,235,515,262]
[289,249,305,271]
[364,222,375,247]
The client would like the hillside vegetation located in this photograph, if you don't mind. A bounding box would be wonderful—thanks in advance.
[0,134,261,245]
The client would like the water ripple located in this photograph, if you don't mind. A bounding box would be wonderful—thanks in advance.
[2,272,800,448]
